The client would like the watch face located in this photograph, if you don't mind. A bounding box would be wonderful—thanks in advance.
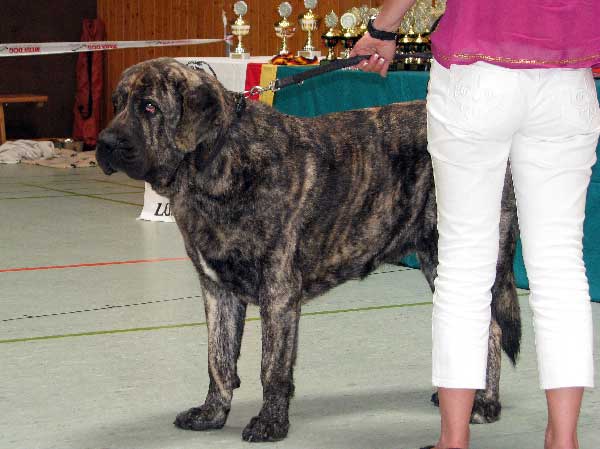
[278,2,292,18]
[304,0,317,10]
[324,11,338,29]
[340,12,357,30]
[233,1,248,16]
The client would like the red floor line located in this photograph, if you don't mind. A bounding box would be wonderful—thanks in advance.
[0,257,190,273]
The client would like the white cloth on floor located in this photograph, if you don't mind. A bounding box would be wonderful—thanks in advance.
[0,139,55,164]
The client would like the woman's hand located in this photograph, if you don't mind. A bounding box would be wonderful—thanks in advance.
[350,32,397,77]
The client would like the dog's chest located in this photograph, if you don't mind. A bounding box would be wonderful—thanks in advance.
[173,206,263,301]
[194,248,220,284]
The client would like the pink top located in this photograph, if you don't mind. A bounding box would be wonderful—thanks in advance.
[431,0,600,69]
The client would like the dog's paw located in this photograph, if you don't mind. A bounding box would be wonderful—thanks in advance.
[470,397,501,424]
[173,404,229,431]
[430,391,501,424]
[430,392,439,407]
[241,415,289,442]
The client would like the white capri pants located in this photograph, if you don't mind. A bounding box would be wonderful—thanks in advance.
[426,60,599,390]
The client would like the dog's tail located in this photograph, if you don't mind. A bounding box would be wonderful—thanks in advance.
[492,167,522,366]
[491,267,521,366]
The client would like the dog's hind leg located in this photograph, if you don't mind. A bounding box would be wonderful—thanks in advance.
[470,172,521,424]
[174,286,247,431]
[470,318,503,423]
[429,318,503,424]
[242,298,300,442]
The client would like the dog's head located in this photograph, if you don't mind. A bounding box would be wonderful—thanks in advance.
[96,57,232,187]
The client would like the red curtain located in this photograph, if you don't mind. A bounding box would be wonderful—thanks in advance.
[72,18,105,149]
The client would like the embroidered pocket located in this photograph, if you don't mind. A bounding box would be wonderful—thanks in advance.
[445,63,521,138]
[558,70,600,135]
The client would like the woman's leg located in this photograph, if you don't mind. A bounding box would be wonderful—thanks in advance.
[545,387,584,449]
[436,388,476,448]
[509,68,599,449]
[426,60,524,448]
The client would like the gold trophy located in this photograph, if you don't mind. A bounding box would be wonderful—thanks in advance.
[397,2,434,71]
[339,11,359,59]
[321,11,341,63]
[297,0,321,59]
[351,6,369,36]
[275,2,296,55]
[230,1,250,59]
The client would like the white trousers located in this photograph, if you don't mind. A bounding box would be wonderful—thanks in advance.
[426,60,599,390]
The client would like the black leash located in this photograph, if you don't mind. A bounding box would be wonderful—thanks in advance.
[186,53,432,118]
[236,52,431,117]
[247,52,432,95]
[273,53,431,90]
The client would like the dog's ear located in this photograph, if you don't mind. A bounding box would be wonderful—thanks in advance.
[175,78,224,152]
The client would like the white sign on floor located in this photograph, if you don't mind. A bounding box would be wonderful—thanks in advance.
[137,183,175,222]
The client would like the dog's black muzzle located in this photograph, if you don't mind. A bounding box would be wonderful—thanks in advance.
[96,128,121,175]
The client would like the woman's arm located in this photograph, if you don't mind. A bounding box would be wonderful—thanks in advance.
[350,0,417,77]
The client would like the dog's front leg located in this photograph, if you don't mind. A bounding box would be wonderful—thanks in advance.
[175,286,247,431]
[242,298,300,442]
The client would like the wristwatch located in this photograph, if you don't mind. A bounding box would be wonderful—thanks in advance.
[367,18,398,41]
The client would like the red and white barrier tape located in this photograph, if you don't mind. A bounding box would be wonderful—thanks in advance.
[0,38,228,57]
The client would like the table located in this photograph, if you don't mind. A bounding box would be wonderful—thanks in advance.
[0,94,48,144]
[273,66,600,302]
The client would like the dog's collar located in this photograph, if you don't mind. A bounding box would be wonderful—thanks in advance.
[234,92,247,118]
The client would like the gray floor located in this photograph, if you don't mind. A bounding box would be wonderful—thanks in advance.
[0,163,598,449]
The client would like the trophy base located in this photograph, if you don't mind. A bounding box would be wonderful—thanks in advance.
[297,50,321,59]
[230,52,251,60]
[395,61,431,71]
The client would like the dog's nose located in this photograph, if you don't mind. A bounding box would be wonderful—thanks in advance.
[96,129,119,175]
[97,129,119,150]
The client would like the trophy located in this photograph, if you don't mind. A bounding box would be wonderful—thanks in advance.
[230,1,250,59]
[397,2,433,71]
[275,2,296,55]
[351,6,370,36]
[339,11,359,59]
[297,0,321,59]
[321,11,341,63]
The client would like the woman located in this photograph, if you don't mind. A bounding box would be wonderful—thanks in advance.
[351,1,599,448]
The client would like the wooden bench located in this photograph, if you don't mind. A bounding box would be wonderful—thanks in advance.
[0,94,49,144]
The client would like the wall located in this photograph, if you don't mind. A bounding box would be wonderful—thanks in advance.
[0,0,97,139]
[97,0,381,124]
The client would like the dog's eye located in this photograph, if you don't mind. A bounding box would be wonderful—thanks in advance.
[144,103,157,114]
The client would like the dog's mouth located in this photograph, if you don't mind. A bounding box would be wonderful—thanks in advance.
[100,162,116,175]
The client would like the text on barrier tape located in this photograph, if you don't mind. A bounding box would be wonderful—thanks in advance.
[0,38,227,57]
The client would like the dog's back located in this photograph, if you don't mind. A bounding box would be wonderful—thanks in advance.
[274,101,434,297]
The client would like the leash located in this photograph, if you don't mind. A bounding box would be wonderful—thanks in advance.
[241,52,432,98]
[186,52,432,117]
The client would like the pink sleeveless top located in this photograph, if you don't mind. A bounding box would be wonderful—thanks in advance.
[431,0,600,69]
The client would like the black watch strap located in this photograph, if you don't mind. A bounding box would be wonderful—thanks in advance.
[367,18,398,41]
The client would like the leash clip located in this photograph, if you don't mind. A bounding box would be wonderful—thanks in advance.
[242,85,266,98]
[242,81,280,98]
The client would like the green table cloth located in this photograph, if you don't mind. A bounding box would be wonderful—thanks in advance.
[273,66,600,302]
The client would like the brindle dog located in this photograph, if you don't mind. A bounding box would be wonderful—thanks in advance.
[96,58,521,442]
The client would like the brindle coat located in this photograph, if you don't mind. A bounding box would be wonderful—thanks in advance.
[96,58,521,442]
